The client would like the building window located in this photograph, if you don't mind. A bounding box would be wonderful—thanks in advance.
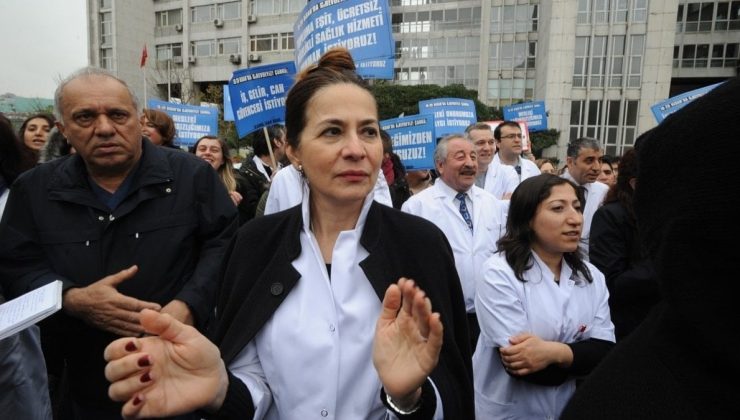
[100,0,111,10]
[191,5,214,23]
[249,33,294,52]
[156,9,182,27]
[677,4,684,31]
[219,37,241,55]
[191,40,216,57]
[685,2,714,31]
[613,0,628,23]
[100,12,112,46]
[398,64,477,89]
[611,36,626,86]
[594,0,609,23]
[573,36,590,87]
[673,45,680,68]
[590,36,608,87]
[577,0,591,24]
[250,0,303,15]
[156,43,183,61]
[490,4,536,33]
[100,48,113,70]
[710,43,739,67]
[715,2,740,30]
[627,35,644,87]
[487,78,534,107]
[632,0,648,23]
[220,2,241,20]
[569,99,639,155]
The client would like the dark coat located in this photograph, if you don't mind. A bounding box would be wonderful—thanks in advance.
[236,158,270,224]
[210,201,474,419]
[589,201,659,340]
[0,139,238,407]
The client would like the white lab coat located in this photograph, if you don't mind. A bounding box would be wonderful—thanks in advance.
[264,165,392,215]
[480,160,520,199]
[473,251,614,419]
[230,191,443,419]
[561,171,609,260]
[401,180,509,313]
[493,154,540,184]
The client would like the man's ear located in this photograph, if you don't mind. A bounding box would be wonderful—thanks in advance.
[55,121,66,138]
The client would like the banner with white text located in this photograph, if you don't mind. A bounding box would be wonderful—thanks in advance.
[228,61,296,137]
[294,0,394,72]
[503,100,547,132]
[147,99,218,147]
[381,114,436,170]
[418,98,477,138]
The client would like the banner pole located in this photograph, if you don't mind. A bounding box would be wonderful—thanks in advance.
[263,126,277,175]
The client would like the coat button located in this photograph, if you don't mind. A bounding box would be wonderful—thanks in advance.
[98,216,105,221]
[329,324,335,332]
[109,215,115,221]
[320,409,328,417]
[165,187,172,193]
[270,282,283,296]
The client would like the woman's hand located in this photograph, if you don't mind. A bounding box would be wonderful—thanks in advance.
[373,278,443,409]
[229,191,243,206]
[499,333,573,376]
[104,309,229,419]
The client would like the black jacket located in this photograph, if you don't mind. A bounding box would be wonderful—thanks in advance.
[236,157,270,224]
[0,139,238,406]
[210,202,474,419]
[589,201,658,340]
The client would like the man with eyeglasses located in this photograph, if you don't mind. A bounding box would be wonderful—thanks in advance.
[465,122,518,200]
[493,121,540,184]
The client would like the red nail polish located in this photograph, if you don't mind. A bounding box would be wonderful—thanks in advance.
[137,355,150,367]
[140,372,151,383]
[125,341,136,352]
[132,395,142,406]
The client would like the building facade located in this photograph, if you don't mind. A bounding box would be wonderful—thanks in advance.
[87,0,737,160]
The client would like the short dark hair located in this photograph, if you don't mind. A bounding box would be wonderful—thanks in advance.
[252,124,285,157]
[493,121,521,141]
[567,137,602,158]
[142,109,176,146]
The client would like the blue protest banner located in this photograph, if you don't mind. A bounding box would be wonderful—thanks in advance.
[228,61,296,137]
[294,0,394,71]
[223,85,234,121]
[418,98,477,138]
[503,100,548,132]
[147,99,218,147]
[650,82,724,124]
[356,56,394,79]
[380,114,436,170]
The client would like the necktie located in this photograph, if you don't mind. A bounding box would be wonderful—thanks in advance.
[578,185,588,208]
[455,192,473,232]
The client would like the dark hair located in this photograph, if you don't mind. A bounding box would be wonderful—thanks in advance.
[18,113,55,162]
[497,174,593,283]
[1,114,36,183]
[142,109,176,146]
[284,47,372,150]
[380,129,392,154]
[604,148,637,210]
[566,137,602,158]
[493,121,521,141]
[253,124,285,157]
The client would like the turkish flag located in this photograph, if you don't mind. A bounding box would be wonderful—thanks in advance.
[140,45,148,68]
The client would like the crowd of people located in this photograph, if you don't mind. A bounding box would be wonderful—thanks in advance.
[0,48,737,419]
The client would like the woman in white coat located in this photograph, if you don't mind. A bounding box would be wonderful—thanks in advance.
[473,174,615,419]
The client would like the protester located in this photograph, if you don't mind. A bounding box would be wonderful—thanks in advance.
[560,137,608,259]
[474,174,615,419]
[536,158,557,174]
[406,169,433,195]
[103,47,474,419]
[0,67,238,419]
[402,134,508,349]
[193,135,245,209]
[18,112,54,156]
[596,155,616,187]
[493,120,540,183]
[237,125,285,221]
[466,122,518,199]
[380,129,410,208]
[141,108,177,147]
[562,78,740,420]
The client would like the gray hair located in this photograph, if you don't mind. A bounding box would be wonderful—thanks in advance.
[433,134,471,164]
[54,67,140,122]
[463,122,492,140]
[566,137,602,158]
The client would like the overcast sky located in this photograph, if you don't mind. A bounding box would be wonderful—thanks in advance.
[0,0,88,99]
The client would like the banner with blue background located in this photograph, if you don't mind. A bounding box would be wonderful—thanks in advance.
[380,114,436,170]
[503,100,548,132]
[228,61,296,137]
[294,0,394,71]
[650,82,724,123]
[418,98,477,138]
[147,99,218,147]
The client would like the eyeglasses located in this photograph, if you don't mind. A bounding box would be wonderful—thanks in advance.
[500,133,523,140]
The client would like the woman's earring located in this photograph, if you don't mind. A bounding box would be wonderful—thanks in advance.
[297,164,304,177]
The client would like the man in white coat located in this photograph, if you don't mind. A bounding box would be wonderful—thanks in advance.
[492,120,540,183]
[561,137,609,260]
[465,123,519,200]
[402,134,508,348]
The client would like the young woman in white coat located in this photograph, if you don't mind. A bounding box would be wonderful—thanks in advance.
[473,173,615,419]
[101,47,474,419]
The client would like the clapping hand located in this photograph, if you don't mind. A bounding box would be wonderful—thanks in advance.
[373,278,443,409]
[104,309,228,419]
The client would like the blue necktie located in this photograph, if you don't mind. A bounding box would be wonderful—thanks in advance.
[456,192,473,232]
